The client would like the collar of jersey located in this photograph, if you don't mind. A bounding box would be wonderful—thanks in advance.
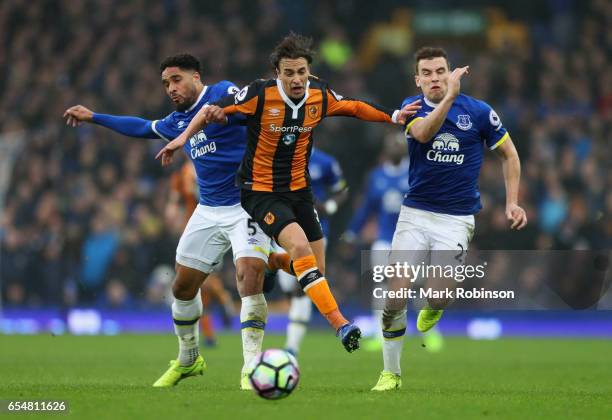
[185,85,208,113]
[382,158,409,176]
[276,79,310,119]
[423,96,439,109]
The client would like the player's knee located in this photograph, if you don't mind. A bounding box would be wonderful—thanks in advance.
[172,265,207,300]
[236,258,265,297]
[172,278,200,301]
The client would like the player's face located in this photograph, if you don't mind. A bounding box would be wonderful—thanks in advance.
[161,67,201,111]
[277,57,310,99]
[415,57,449,103]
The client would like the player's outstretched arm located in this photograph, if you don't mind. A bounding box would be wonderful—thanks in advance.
[63,105,157,138]
[408,66,469,143]
[326,89,420,125]
[494,137,527,230]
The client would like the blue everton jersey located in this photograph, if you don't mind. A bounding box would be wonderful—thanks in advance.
[308,148,346,236]
[402,94,508,215]
[152,81,246,206]
[347,159,410,243]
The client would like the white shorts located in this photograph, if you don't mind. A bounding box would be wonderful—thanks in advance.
[176,204,270,274]
[390,206,475,273]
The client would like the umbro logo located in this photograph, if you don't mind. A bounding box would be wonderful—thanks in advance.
[305,271,319,282]
[269,108,281,116]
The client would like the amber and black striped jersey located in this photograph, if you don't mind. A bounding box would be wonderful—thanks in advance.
[213,76,404,192]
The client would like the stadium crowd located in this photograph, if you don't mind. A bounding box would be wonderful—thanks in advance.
[1,0,609,308]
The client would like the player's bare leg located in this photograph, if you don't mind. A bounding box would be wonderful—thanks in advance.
[153,263,208,387]
[235,256,267,390]
[277,223,361,352]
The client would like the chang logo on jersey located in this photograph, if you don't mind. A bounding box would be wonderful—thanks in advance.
[191,141,217,159]
[427,133,464,165]
[190,141,217,159]
[189,131,207,147]
[188,129,216,159]
[269,124,313,133]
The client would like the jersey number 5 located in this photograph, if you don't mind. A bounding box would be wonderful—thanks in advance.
[247,219,257,236]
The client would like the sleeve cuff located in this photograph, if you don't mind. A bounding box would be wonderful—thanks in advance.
[489,132,509,150]
[404,116,424,135]
[391,110,400,124]
[151,120,170,142]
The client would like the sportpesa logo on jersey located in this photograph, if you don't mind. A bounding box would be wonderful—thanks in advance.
[427,132,464,165]
[269,124,312,146]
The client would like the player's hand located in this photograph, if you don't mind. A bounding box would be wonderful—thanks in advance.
[155,134,187,167]
[445,66,469,100]
[202,105,228,124]
[63,105,94,127]
[506,203,528,230]
[396,99,421,125]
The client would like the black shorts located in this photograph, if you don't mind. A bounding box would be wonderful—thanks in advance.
[240,188,323,242]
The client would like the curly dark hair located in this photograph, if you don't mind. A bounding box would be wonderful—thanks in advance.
[269,32,315,70]
[159,53,201,74]
[414,47,450,74]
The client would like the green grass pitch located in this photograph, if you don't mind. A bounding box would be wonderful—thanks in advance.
[1,333,610,419]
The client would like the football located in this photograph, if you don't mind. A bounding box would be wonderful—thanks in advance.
[248,349,300,400]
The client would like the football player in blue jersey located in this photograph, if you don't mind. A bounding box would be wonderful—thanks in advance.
[271,147,348,355]
[344,132,444,353]
[371,47,527,391]
[63,54,271,390]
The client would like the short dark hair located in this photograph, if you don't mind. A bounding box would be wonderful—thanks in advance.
[270,32,315,69]
[414,47,450,74]
[159,53,201,74]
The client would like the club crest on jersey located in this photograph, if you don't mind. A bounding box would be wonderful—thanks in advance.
[308,105,318,118]
[428,133,464,165]
[264,212,275,225]
[456,114,472,131]
[282,133,297,146]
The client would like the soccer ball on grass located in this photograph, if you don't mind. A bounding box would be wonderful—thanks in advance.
[248,349,300,400]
